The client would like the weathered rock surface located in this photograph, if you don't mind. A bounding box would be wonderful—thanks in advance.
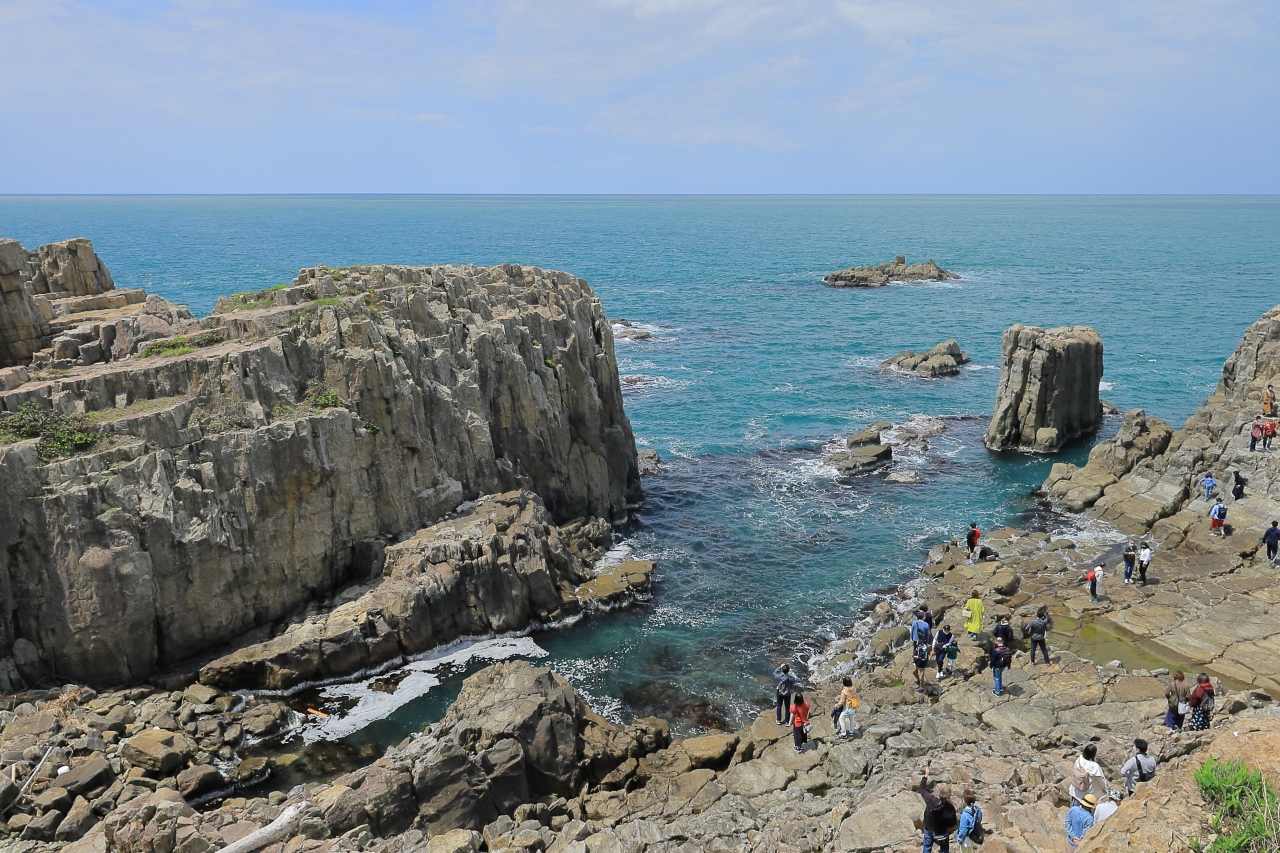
[826,442,893,474]
[0,258,640,688]
[1043,408,1173,511]
[825,255,960,287]
[985,324,1105,452]
[880,339,971,378]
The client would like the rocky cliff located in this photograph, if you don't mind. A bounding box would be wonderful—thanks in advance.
[0,251,641,689]
[984,324,1104,452]
[824,255,960,288]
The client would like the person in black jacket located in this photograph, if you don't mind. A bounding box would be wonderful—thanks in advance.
[993,615,1015,649]
[918,767,957,852]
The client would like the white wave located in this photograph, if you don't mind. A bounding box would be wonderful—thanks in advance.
[596,542,634,569]
[621,375,692,393]
[1099,381,1115,391]
[963,364,998,371]
[297,637,548,743]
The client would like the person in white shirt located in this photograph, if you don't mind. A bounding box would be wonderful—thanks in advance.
[1093,792,1119,823]
[1120,739,1157,792]
[1137,542,1152,586]
[1068,744,1109,805]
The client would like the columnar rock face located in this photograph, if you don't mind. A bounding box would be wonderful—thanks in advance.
[984,324,1104,452]
[0,259,641,688]
[825,255,960,287]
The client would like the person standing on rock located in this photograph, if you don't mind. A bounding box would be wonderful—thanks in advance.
[774,663,797,726]
[963,590,984,638]
[836,676,860,738]
[1198,473,1217,501]
[790,692,811,753]
[993,614,1015,649]
[966,523,981,562]
[1027,610,1051,665]
[1093,792,1118,823]
[1121,738,1157,792]
[1069,744,1109,806]
[912,619,934,693]
[990,637,1012,696]
[1265,384,1277,417]
[918,766,958,853]
[1251,417,1264,452]
[1138,541,1153,585]
[1187,673,1216,731]
[1165,671,1191,730]
[1265,418,1277,451]
[932,624,956,679]
[1210,498,1228,537]
[1086,563,1105,601]
[1263,522,1280,563]
[1064,794,1097,850]
[917,604,936,629]
[1123,540,1138,584]
[911,611,934,644]
[957,791,984,848]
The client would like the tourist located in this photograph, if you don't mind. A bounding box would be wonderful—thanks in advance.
[837,676,860,738]
[1123,539,1137,583]
[912,608,934,639]
[1251,416,1264,452]
[990,637,1012,696]
[1233,471,1248,499]
[1265,383,1277,418]
[1068,744,1109,805]
[1093,792,1118,823]
[774,663,797,725]
[993,614,1015,649]
[932,623,956,678]
[918,766,958,853]
[1263,522,1280,563]
[1086,563,1104,601]
[1265,418,1277,451]
[1165,671,1191,730]
[966,523,981,561]
[1198,473,1217,500]
[977,544,999,562]
[956,791,984,848]
[913,623,934,694]
[1026,609,1051,665]
[918,603,935,628]
[1138,541,1152,585]
[1210,498,1227,537]
[1064,794,1096,850]
[1121,738,1157,792]
[791,692,811,752]
[1187,673,1216,731]
[963,589,984,638]
[944,634,960,676]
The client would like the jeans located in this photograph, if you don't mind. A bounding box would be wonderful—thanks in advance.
[793,724,806,751]
[1139,561,1148,584]
[1089,578,1097,599]
[1030,638,1049,664]
[1268,543,1278,562]
[776,693,791,724]
[1252,435,1259,451]
[839,707,857,735]
[923,828,951,853]
[993,665,1005,695]
[1123,556,1134,580]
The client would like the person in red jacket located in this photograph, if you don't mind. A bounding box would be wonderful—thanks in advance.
[791,693,811,753]
[966,523,981,561]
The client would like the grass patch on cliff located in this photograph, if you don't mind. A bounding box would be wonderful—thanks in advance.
[0,401,100,460]
[1192,757,1280,852]
[140,330,223,358]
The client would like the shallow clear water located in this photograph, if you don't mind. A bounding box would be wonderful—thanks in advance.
[4,195,1279,746]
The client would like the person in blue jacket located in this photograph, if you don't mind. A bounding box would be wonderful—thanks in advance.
[1065,794,1097,849]
[957,790,983,848]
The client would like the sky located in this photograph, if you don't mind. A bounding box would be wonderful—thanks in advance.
[1,0,1278,194]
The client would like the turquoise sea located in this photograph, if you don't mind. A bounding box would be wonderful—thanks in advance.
[3,195,1279,755]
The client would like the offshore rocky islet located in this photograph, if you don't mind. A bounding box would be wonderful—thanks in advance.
[0,240,1278,851]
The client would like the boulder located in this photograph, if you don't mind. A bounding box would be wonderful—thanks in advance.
[427,829,483,853]
[58,754,115,798]
[838,790,920,851]
[720,759,793,798]
[846,421,892,448]
[176,764,225,800]
[637,449,661,476]
[985,324,1104,452]
[881,339,972,378]
[826,256,961,288]
[54,796,97,842]
[120,729,193,775]
[826,443,893,474]
[681,734,738,770]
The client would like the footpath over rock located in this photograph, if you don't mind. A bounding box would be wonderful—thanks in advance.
[985,324,1104,452]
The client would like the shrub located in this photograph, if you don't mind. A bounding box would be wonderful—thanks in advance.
[0,401,100,460]
[141,338,195,358]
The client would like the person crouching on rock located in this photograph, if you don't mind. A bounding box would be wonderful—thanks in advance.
[774,663,797,725]
[918,766,958,853]
[790,692,811,753]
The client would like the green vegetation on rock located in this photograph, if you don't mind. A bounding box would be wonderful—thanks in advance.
[1193,757,1280,852]
[0,401,100,460]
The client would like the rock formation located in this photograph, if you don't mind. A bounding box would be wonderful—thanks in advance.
[825,420,893,473]
[1042,409,1173,511]
[880,339,971,378]
[824,255,960,288]
[0,252,641,689]
[984,324,1105,452]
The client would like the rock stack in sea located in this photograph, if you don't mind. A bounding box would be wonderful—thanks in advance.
[880,339,970,378]
[984,324,1105,452]
[0,247,644,691]
[824,255,960,288]
[826,420,893,473]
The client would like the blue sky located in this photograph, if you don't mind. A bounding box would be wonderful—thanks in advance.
[1,0,1277,193]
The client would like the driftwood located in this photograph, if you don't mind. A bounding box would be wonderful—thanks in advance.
[216,801,309,853]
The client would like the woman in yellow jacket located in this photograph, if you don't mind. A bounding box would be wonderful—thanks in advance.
[963,589,985,638]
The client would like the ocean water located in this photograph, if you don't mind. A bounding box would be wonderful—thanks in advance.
[4,195,1279,750]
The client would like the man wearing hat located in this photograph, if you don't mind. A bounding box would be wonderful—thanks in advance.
[1065,794,1097,849]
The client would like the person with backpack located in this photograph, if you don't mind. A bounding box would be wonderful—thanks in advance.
[932,624,956,679]
[916,603,936,629]
[990,637,1012,696]
[1251,417,1264,452]
[993,614,1015,649]
[1209,498,1227,537]
[963,589,984,638]
[1026,609,1051,665]
[1122,540,1138,584]
[1265,419,1277,450]
[1085,563,1104,602]
[1068,744,1109,805]
[1187,673,1216,731]
[966,523,981,561]
[956,791,984,848]
[836,676,860,738]
[791,692,811,752]
[1137,541,1152,585]
[1121,738,1157,792]
[918,766,958,853]
[1263,522,1280,563]
[774,663,797,725]
[1064,794,1096,850]
[913,621,934,694]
